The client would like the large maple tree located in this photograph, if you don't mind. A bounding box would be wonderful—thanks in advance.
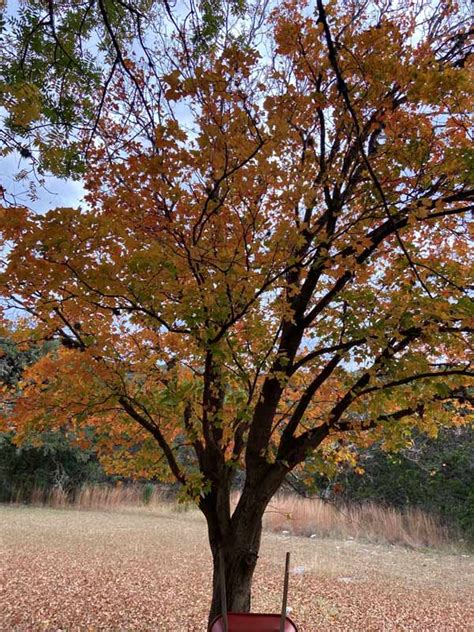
[1,0,473,622]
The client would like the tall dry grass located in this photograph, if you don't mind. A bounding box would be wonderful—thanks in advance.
[19,483,170,511]
[12,484,454,548]
[261,493,453,549]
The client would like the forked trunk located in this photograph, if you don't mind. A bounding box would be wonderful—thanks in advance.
[202,463,286,626]
[206,498,266,626]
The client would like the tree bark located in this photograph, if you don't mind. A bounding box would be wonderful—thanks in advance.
[204,470,286,626]
[207,506,264,626]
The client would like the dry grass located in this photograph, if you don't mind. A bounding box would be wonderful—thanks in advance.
[21,483,169,511]
[1,504,473,631]
[17,484,457,551]
[261,494,453,549]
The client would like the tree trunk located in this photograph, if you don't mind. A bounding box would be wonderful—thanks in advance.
[204,473,285,627]
[207,511,264,626]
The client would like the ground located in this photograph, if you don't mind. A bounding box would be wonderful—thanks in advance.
[1,505,472,631]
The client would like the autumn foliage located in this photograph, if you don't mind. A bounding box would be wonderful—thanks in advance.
[1,0,472,619]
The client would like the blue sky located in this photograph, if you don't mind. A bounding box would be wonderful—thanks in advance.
[1,152,86,213]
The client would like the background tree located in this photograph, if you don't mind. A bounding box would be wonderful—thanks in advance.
[0,333,106,501]
[1,0,473,623]
[0,333,50,386]
[0,0,247,188]
[291,421,474,542]
[337,425,474,541]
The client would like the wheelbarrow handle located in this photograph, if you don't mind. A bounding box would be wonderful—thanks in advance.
[219,548,228,632]
[280,552,290,632]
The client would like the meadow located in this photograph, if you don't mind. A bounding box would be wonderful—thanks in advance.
[1,500,473,631]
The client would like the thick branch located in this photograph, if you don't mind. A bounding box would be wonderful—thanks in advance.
[119,396,186,484]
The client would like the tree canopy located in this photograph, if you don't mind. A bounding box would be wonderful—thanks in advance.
[1,0,473,621]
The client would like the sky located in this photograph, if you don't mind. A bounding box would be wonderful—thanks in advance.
[1,153,86,214]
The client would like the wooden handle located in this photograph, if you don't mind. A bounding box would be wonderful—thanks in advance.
[280,552,290,632]
[219,548,228,632]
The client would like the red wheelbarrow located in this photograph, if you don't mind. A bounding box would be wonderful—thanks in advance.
[209,552,299,632]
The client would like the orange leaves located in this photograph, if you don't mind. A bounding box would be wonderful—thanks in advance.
[0,206,30,240]
[272,0,324,59]
[11,348,108,434]
[164,69,183,101]
[1,0,472,487]
[273,17,303,56]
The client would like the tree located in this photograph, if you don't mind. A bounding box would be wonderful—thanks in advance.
[334,425,474,541]
[0,334,51,387]
[0,429,107,502]
[0,333,105,502]
[1,0,472,623]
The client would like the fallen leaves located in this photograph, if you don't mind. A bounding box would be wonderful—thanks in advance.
[1,505,472,631]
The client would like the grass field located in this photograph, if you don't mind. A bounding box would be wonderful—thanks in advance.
[1,504,473,631]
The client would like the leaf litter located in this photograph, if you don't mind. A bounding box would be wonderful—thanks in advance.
[1,505,472,631]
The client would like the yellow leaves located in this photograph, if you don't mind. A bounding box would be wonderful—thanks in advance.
[409,63,471,107]
[0,81,42,127]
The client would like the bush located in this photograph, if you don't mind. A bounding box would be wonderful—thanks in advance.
[142,482,155,505]
[0,431,107,502]
[330,427,474,541]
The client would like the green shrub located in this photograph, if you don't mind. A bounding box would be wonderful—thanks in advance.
[142,482,154,505]
[0,431,107,502]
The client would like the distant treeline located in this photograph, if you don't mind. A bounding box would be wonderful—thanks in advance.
[0,430,109,502]
[327,426,474,541]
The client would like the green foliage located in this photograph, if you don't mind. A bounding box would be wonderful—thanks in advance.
[195,0,247,50]
[142,481,154,505]
[1,0,248,180]
[0,430,107,502]
[1,2,101,176]
[0,336,55,387]
[1,0,161,178]
[332,427,474,541]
